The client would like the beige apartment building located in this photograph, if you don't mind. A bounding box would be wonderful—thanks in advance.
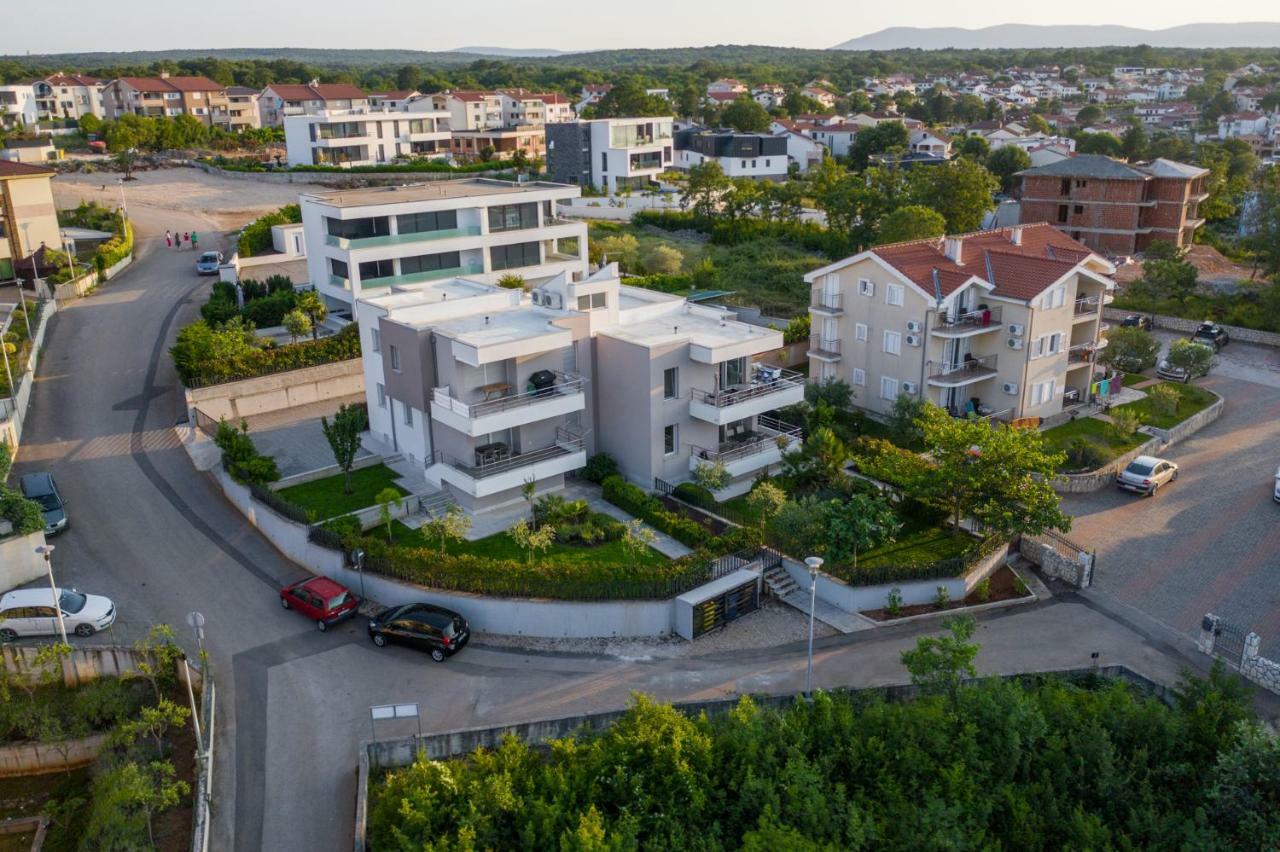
[805,223,1116,423]
[0,161,63,281]
[103,75,229,126]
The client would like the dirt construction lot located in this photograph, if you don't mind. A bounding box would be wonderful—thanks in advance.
[53,167,326,230]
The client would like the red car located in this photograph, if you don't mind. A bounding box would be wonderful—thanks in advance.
[280,577,359,631]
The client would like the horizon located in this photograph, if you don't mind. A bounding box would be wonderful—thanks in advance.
[2,3,1279,56]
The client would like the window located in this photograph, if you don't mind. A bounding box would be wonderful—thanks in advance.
[577,291,607,311]
[663,424,677,455]
[883,330,902,355]
[1073,204,1084,214]
[858,278,875,297]
[663,367,679,399]
[885,283,904,307]
[855,323,868,342]
[487,203,538,232]
[1031,379,1057,405]
[397,210,457,234]
[376,383,386,408]
[389,345,400,372]
[1046,332,1062,354]
[852,368,866,386]
[1057,205,1069,223]
[1074,179,1088,189]
[404,404,414,426]
[401,251,461,275]
[490,241,540,271]
[880,376,899,400]
[370,328,380,353]
[358,259,394,281]
[601,152,608,172]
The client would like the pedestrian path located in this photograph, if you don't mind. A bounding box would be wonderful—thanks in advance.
[778,589,878,633]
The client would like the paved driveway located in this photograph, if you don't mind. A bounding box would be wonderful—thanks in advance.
[1065,363,1280,657]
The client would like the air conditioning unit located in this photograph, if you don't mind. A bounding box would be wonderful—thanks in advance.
[1008,323,1025,336]
[902,380,919,394]
[906,334,921,347]
[531,291,544,305]
[1007,337,1025,350]
[906,320,922,333]
[1002,381,1019,395]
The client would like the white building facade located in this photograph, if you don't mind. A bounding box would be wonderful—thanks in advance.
[284,108,451,167]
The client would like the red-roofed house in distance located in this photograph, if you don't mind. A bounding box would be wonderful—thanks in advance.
[259,81,370,127]
[103,74,230,126]
[804,223,1116,423]
[34,74,106,121]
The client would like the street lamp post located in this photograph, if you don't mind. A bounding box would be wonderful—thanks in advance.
[117,177,128,221]
[804,556,823,699]
[352,548,366,601]
[35,545,68,645]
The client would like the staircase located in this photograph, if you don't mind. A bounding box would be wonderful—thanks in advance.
[418,490,458,518]
[763,563,799,598]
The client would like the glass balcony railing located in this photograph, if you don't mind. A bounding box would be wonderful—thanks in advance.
[325,226,481,250]
[360,261,485,289]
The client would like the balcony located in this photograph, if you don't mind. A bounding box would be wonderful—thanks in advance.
[688,416,801,479]
[361,261,485,290]
[810,288,843,315]
[932,305,1003,337]
[429,427,587,498]
[927,355,999,387]
[1073,296,1101,320]
[430,372,587,437]
[808,336,842,361]
[627,155,666,173]
[324,226,481,250]
[689,369,806,425]
[1067,338,1106,365]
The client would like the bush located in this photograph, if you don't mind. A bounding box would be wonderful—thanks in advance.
[237,204,301,258]
[673,482,715,505]
[171,320,361,387]
[496,273,526,290]
[601,475,755,555]
[213,419,279,486]
[1065,437,1107,472]
[1147,383,1181,417]
[582,452,619,483]
[1108,408,1144,441]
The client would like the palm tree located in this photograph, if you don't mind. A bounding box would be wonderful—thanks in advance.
[296,290,328,340]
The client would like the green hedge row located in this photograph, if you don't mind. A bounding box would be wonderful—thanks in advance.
[238,204,300,258]
[173,320,361,388]
[601,475,758,555]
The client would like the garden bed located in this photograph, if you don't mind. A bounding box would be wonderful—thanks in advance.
[857,517,974,570]
[277,464,406,519]
[1110,381,1216,430]
[1040,416,1147,473]
[383,520,668,568]
[859,563,1031,621]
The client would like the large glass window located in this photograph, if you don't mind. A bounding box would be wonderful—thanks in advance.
[358,259,394,281]
[487,203,538,232]
[329,258,349,279]
[490,242,540,271]
[397,210,457,235]
[719,357,747,388]
[400,251,460,274]
[326,216,389,239]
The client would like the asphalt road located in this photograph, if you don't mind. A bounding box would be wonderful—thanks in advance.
[1065,335,1280,657]
[11,190,1279,849]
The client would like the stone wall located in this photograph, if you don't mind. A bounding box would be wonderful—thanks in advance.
[1103,307,1280,348]
[183,357,364,422]
[1145,392,1224,443]
[0,733,109,777]
[1019,535,1093,588]
[1241,632,1280,695]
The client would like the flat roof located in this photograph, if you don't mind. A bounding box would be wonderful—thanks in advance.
[433,306,566,347]
[603,303,777,350]
[302,178,577,208]
[363,277,496,314]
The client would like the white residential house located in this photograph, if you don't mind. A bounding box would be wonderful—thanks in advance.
[909,129,952,158]
[776,129,825,173]
[576,84,612,113]
[284,107,451,167]
[34,74,106,121]
[809,123,862,158]
[1218,112,1271,139]
[259,82,369,127]
[545,117,674,194]
[0,84,39,129]
[673,128,789,179]
[707,78,747,96]
[368,90,422,111]
[752,84,785,110]
[300,178,589,307]
[1233,87,1270,112]
[801,87,836,109]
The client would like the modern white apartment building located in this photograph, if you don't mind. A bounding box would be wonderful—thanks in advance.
[544,117,674,194]
[300,178,589,307]
[283,107,450,167]
[354,265,802,511]
[673,128,789,179]
[0,84,39,129]
[805,223,1115,423]
[34,75,106,121]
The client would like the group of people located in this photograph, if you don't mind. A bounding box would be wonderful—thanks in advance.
[165,230,199,251]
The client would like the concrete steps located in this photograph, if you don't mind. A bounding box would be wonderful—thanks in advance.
[763,564,799,598]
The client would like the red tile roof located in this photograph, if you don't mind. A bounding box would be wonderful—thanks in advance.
[116,75,224,94]
[447,90,499,103]
[0,160,56,178]
[870,223,1100,301]
[46,74,100,87]
[266,83,365,101]
[706,91,741,102]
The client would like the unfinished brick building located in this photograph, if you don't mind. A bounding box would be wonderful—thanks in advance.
[1016,154,1209,255]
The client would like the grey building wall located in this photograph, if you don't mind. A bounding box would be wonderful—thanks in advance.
[378,319,432,413]
[545,122,591,187]
[594,334,661,485]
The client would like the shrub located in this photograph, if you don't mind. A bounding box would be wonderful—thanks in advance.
[1147,383,1181,417]
[1108,408,1144,441]
[935,585,951,607]
[237,204,301,257]
[973,577,992,602]
[600,475,749,555]
[582,452,620,483]
[887,587,903,616]
[171,320,361,387]
[213,419,279,486]
[496,273,526,290]
[673,481,716,505]
[1065,437,1107,472]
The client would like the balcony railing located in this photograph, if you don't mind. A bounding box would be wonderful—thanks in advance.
[936,305,1002,330]
[810,288,844,313]
[362,261,485,289]
[1074,296,1101,316]
[324,226,481,250]
[689,416,801,466]
[1067,343,1097,364]
[928,354,998,382]
[808,336,842,358]
[691,369,805,409]
[434,427,585,480]
[432,371,585,419]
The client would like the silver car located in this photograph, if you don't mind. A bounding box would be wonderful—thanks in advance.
[195,251,224,275]
[1116,455,1179,496]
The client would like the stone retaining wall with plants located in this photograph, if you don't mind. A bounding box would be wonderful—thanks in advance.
[1103,307,1280,348]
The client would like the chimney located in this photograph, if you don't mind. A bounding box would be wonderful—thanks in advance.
[1010,226,1024,246]
[159,71,170,79]
[943,236,964,264]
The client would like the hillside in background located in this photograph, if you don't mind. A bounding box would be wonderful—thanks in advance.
[834,22,1280,51]
[452,46,572,58]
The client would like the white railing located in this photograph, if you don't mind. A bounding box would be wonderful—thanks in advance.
[432,372,585,419]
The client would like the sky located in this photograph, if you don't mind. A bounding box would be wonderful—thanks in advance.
[1,0,1278,55]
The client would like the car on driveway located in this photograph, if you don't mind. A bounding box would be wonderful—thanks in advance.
[0,587,116,641]
[1120,314,1152,331]
[1156,342,1214,382]
[1191,322,1229,351]
[1116,455,1179,496]
[367,602,470,662]
[280,577,358,631]
[195,251,224,275]
[19,472,67,536]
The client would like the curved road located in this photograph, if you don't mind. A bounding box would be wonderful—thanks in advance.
[13,189,1275,850]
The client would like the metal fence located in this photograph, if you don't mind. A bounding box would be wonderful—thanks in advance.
[653,477,755,528]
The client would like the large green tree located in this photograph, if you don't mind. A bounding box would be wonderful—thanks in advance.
[848,121,909,169]
[986,145,1031,194]
[588,79,670,118]
[908,158,999,233]
[720,96,771,132]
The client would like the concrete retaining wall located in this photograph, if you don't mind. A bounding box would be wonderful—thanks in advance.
[0,733,109,777]
[272,454,386,489]
[1104,306,1280,348]
[779,542,1008,613]
[0,300,56,451]
[183,357,364,422]
[0,644,205,691]
[0,529,48,592]
[192,161,513,187]
[212,466,677,638]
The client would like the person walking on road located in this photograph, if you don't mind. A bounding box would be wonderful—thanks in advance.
[191,231,199,251]
[165,230,172,249]
[182,232,190,251]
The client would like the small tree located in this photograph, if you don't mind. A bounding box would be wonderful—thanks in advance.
[1100,326,1160,373]
[113,698,190,760]
[781,426,850,491]
[420,505,471,556]
[282,308,311,344]
[320,404,367,495]
[82,760,189,850]
[821,493,900,570]
[509,518,555,565]
[1147,383,1181,417]
[1164,339,1215,382]
[131,625,181,703]
[496,273,526,290]
[641,244,683,275]
[621,519,657,564]
[875,205,947,245]
[900,616,980,703]
[745,482,787,532]
[521,479,537,525]
[885,393,926,446]
[691,459,731,493]
[296,290,328,340]
[1108,408,1144,441]
[376,487,402,543]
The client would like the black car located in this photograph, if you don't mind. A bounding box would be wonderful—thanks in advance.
[367,603,469,662]
[1191,322,1229,351]
[1120,314,1151,331]
[19,472,67,536]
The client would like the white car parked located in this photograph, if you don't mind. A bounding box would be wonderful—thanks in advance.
[0,588,116,641]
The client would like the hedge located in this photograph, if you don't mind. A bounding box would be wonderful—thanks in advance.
[238,204,301,257]
[174,321,361,388]
[601,475,758,555]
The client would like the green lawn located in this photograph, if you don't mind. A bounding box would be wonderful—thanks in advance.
[277,464,408,519]
[1112,381,1217,430]
[1121,371,1151,387]
[858,517,974,568]
[1039,416,1147,473]
[384,521,668,567]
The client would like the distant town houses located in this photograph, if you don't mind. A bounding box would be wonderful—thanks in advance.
[103,74,233,127]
